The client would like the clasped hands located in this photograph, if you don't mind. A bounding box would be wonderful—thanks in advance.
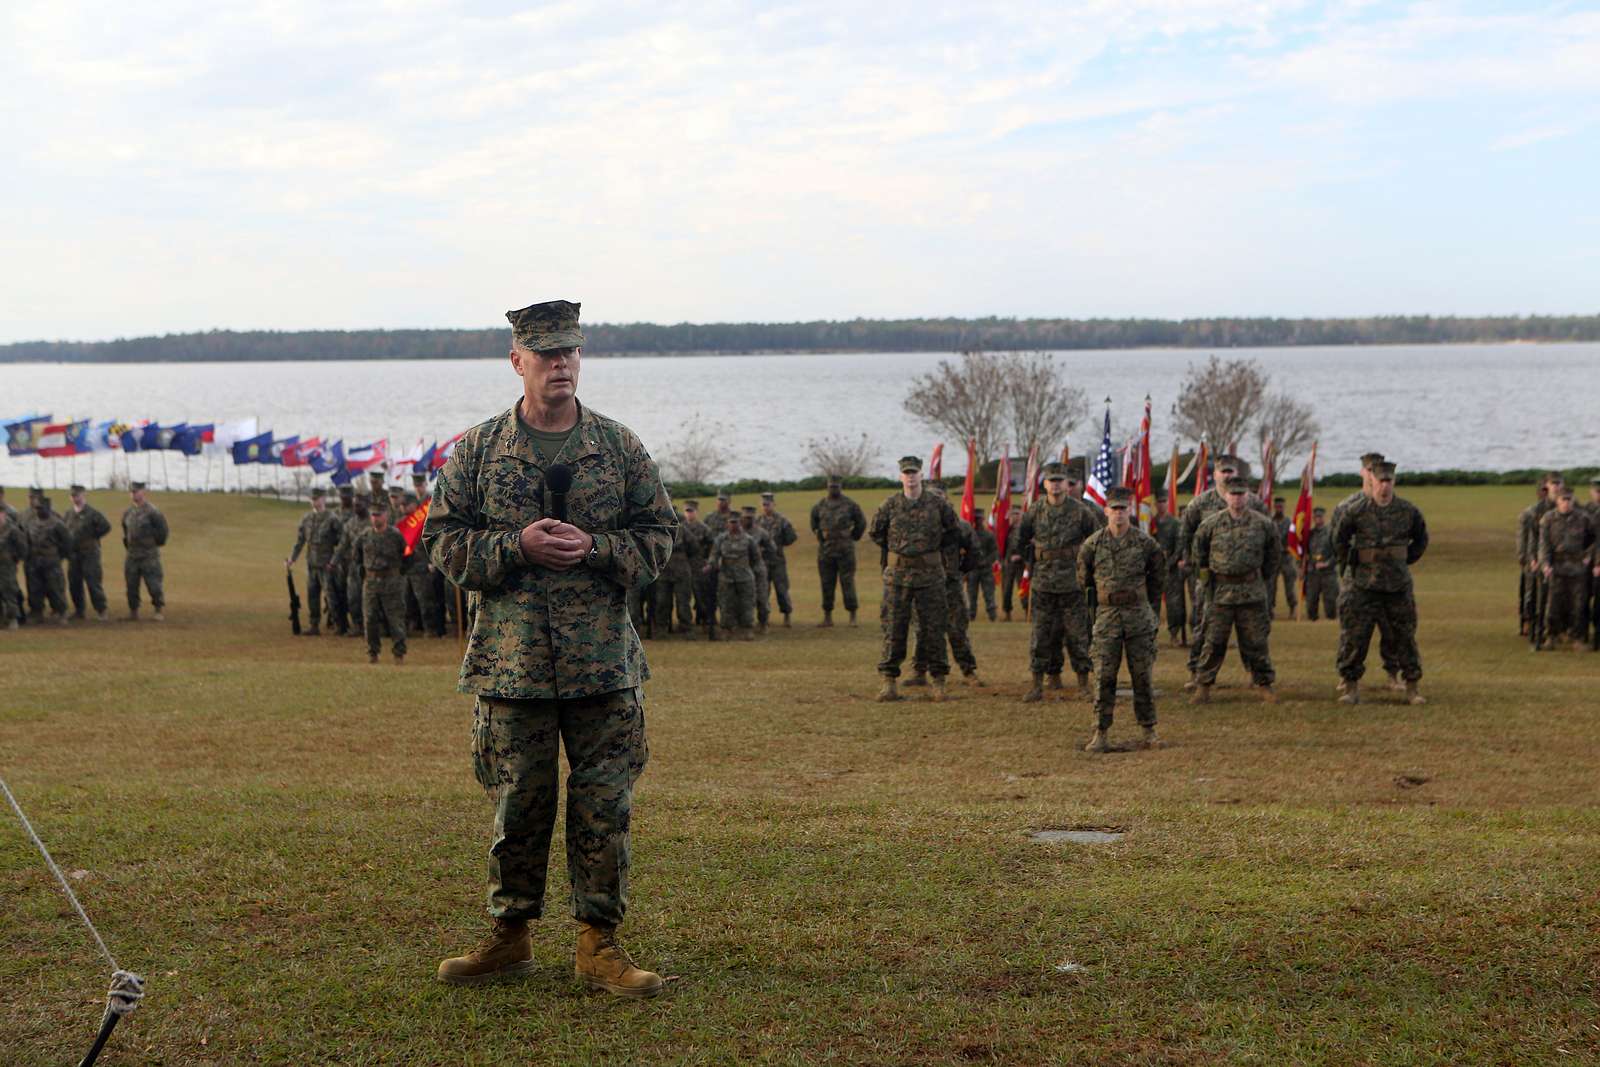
[519,517,594,569]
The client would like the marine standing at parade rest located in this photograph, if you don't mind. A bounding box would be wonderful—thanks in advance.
[870,455,957,703]
[322,485,356,634]
[1078,486,1166,752]
[121,481,169,621]
[1333,461,1429,705]
[425,299,673,996]
[653,505,697,637]
[24,496,71,625]
[1151,489,1184,646]
[906,484,983,687]
[334,489,370,636]
[286,488,341,636]
[1190,476,1281,704]
[1015,461,1101,704]
[1517,474,1558,633]
[1178,455,1265,687]
[1537,486,1595,649]
[64,484,112,621]
[357,505,409,664]
[707,513,760,640]
[811,475,866,627]
[0,504,28,630]
[1269,496,1300,621]
[740,506,778,634]
[1303,507,1338,621]
[1330,453,1407,690]
[965,506,998,622]
[679,501,714,628]
[756,491,799,627]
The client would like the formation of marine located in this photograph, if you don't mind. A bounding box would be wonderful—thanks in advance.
[1518,471,1600,651]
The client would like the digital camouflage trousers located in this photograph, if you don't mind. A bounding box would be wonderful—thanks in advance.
[1029,587,1092,678]
[1337,587,1421,683]
[880,579,947,678]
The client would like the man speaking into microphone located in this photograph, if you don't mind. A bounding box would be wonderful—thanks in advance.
[424,299,676,995]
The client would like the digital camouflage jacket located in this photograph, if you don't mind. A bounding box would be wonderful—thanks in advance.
[1078,525,1165,625]
[1192,508,1281,605]
[812,494,867,560]
[63,504,112,556]
[1014,496,1101,594]
[1333,495,1428,593]
[869,490,957,589]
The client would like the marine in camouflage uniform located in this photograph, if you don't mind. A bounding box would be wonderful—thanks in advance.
[1269,498,1299,620]
[1015,461,1102,702]
[740,507,777,632]
[334,492,371,636]
[121,482,169,620]
[425,300,673,995]
[358,508,410,662]
[287,488,341,635]
[399,490,443,637]
[870,456,956,701]
[1330,453,1406,686]
[0,505,28,629]
[1517,476,1557,633]
[23,497,71,623]
[1303,507,1338,621]
[1190,476,1281,700]
[1151,493,1184,643]
[756,492,799,625]
[679,501,714,627]
[63,485,112,620]
[811,476,866,626]
[1000,502,1025,620]
[323,486,357,633]
[1537,487,1595,648]
[1078,486,1166,751]
[964,507,998,621]
[652,506,696,635]
[1178,456,1266,683]
[1333,462,1429,705]
[909,487,981,684]
[707,514,759,639]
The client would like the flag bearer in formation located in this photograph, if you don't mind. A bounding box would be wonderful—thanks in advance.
[680,501,715,628]
[401,490,443,638]
[756,491,798,627]
[286,488,340,636]
[358,504,409,665]
[707,513,759,641]
[64,485,112,622]
[1189,476,1281,704]
[1178,455,1265,688]
[1331,453,1406,690]
[965,506,998,622]
[740,506,777,634]
[1078,487,1166,752]
[1269,496,1300,620]
[1537,485,1595,649]
[24,496,71,625]
[811,475,866,627]
[1333,462,1429,705]
[653,504,697,637]
[1015,461,1100,704]
[1151,489,1184,646]
[415,471,451,635]
[905,483,983,688]
[0,501,27,630]
[120,482,169,621]
[1303,507,1339,621]
[870,456,956,703]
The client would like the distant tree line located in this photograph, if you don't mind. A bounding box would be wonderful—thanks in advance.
[4,314,1599,362]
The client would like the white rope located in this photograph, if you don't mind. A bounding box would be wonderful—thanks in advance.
[0,772,144,1014]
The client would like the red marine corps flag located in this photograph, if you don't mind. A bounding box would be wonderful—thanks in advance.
[990,450,1012,587]
[1286,442,1318,603]
[1192,440,1211,497]
[1134,396,1155,533]
[927,443,944,482]
[396,496,431,557]
[959,438,977,524]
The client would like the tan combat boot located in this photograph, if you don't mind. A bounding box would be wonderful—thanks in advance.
[757,621,768,636]
[1136,724,1165,750]
[368,652,379,664]
[122,607,139,622]
[1190,684,1211,704]
[819,610,833,628]
[575,922,663,998]
[929,676,947,702]
[1259,684,1277,704]
[1386,671,1404,692]
[1182,672,1199,692]
[308,623,321,636]
[962,669,987,688]
[1075,672,1092,700]
[876,678,901,703]
[1083,728,1109,754]
[848,609,858,627]
[1338,680,1360,705]
[1404,681,1426,706]
[1004,609,1012,622]
[1021,674,1044,703]
[902,668,928,688]
[437,918,537,985]
[96,610,109,622]
[1045,673,1064,691]
[782,613,791,628]
[152,610,165,621]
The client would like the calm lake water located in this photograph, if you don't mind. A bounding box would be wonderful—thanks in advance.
[3,344,1595,490]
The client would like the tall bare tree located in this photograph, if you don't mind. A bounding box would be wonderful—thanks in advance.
[998,352,1090,457]
[902,350,1008,464]
[1254,392,1321,474]
[804,432,879,479]
[658,414,734,484]
[1170,355,1268,455]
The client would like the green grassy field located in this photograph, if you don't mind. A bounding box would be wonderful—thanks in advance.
[2,485,1597,1065]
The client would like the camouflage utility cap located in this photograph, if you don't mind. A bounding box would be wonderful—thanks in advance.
[1223,475,1250,493]
[717,490,730,501]
[1373,462,1396,480]
[898,456,922,473]
[683,499,699,510]
[1042,461,1068,480]
[1106,486,1133,507]
[1313,506,1326,515]
[826,476,842,488]
[760,492,775,501]
[129,481,147,491]
[1065,457,1086,478]
[1360,452,1385,469]
[1557,485,1575,498]
[508,299,584,352]
[741,505,757,514]
[338,485,354,497]
[1216,455,1241,473]
[310,487,326,498]
[69,483,87,493]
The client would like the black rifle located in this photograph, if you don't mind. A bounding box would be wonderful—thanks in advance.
[287,570,302,635]
[1529,573,1545,651]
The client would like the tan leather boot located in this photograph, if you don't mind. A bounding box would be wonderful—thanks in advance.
[1182,672,1198,692]
[782,613,791,628]
[1190,683,1211,704]
[902,669,928,688]
[1259,684,1277,704]
[1386,671,1404,692]
[962,669,987,688]
[1405,681,1426,706]
[575,923,663,998]
[929,676,947,702]
[1136,724,1165,750]
[437,918,536,985]
[1075,672,1092,700]
[1021,674,1044,703]
[1045,673,1064,691]
[876,678,901,702]
[1338,680,1360,705]
[819,610,833,628]
[848,609,858,627]
[1083,728,1109,753]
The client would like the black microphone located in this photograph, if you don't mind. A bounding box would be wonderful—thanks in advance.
[546,464,574,521]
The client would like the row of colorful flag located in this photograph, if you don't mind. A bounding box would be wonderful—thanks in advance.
[4,414,466,487]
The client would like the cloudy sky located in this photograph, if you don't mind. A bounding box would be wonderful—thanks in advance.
[4,1,1597,341]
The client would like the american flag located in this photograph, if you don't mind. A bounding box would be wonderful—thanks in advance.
[1085,403,1115,507]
